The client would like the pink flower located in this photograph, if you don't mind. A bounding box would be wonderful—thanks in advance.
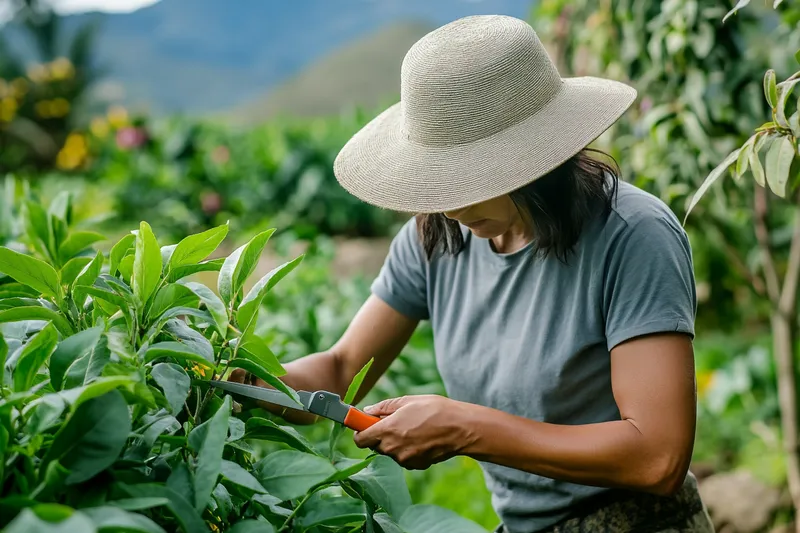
[116,127,147,150]
[201,192,222,215]
[211,145,230,164]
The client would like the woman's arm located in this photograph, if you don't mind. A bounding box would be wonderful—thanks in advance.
[355,332,696,496]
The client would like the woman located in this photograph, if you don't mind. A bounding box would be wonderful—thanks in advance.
[232,14,715,533]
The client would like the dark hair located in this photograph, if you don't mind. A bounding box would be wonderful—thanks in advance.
[414,148,620,263]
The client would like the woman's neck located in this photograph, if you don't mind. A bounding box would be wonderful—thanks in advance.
[490,215,534,254]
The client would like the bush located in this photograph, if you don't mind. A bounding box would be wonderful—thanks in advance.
[0,193,489,532]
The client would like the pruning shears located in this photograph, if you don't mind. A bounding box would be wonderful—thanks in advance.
[208,380,381,432]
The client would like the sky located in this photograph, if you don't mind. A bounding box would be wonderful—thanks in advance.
[0,0,160,22]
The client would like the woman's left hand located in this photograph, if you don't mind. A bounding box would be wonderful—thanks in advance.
[352,395,478,470]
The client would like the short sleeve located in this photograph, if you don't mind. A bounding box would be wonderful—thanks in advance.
[370,218,430,320]
[603,214,697,351]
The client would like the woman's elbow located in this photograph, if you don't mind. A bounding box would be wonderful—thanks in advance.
[639,449,691,496]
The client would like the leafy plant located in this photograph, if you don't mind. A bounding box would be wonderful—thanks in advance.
[0,193,489,532]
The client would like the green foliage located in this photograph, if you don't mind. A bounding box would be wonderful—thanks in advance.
[0,194,488,532]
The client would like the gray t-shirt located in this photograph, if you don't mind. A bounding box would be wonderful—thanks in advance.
[370,180,697,533]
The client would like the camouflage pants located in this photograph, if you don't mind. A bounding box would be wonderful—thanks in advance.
[494,473,715,533]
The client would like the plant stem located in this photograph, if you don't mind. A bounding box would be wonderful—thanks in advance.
[754,185,781,302]
[279,488,322,532]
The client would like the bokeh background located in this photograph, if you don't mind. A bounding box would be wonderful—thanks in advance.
[2,0,800,531]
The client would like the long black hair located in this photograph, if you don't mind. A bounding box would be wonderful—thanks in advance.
[414,148,620,263]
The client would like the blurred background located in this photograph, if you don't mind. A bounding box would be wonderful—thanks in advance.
[1,0,799,531]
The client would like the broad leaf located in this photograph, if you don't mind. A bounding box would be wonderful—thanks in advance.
[684,148,740,222]
[372,513,404,533]
[109,498,171,512]
[331,358,374,457]
[167,258,225,283]
[226,359,299,405]
[297,494,366,530]
[220,459,267,494]
[399,504,488,533]
[60,257,92,287]
[192,395,231,511]
[83,506,167,533]
[73,251,104,303]
[82,286,128,311]
[776,79,800,128]
[765,135,796,198]
[133,222,162,309]
[764,69,778,108]
[0,247,61,300]
[22,200,52,260]
[58,375,138,411]
[144,341,215,368]
[244,417,320,454]
[151,363,191,415]
[168,224,229,270]
[164,319,214,362]
[61,334,110,390]
[26,393,66,435]
[0,306,73,337]
[14,321,58,392]
[255,449,336,501]
[236,256,304,330]
[183,282,228,337]
[236,328,285,376]
[212,484,234,520]
[329,456,377,482]
[110,234,135,276]
[229,520,275,533]
[146,283,198,324]
[50,327,104,390]
[5,507,96,533]
[351,456,411,520]
[120,484,209,533]
[167,462,195,503]
[58,231,105,263]
[218,229,275,305]
[750,141,767,187]
[42,389,131,485]
[118,255,135,282]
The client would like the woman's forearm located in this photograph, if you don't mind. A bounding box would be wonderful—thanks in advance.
[460,403,690,496]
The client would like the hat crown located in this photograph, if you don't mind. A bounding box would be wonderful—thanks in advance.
[400,15,563,146]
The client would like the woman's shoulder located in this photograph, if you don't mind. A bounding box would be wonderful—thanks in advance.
[609,181,683,228]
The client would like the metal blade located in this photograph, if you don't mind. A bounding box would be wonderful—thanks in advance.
[209,380,311,410]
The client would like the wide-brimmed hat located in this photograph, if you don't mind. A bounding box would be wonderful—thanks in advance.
[332,15,637,214]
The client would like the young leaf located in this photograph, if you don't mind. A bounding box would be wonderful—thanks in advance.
[765,135,796,197]
[167,258,225,283]
[164,320,214,362]
[683,148,740,223]
[61,334,110,390]
[57,231,105,263]
[14,322,58,392]
[150,363,191,415]
[168,224,229,270]
[776,79,800,128]
[254,449,337,501]
[228,520,275,533]
[218,229,275,305]
[182,282,228,337]
[110,234,136,276]
[5,507,96,533]
[60,257,92,287]
[351,456,411,521]
[0,307,74,337]
[750,143,767,187]
[764,69,778,108]
[120,484,210,533]
[73,251,104,306]
[722,0,751,23]
[236,255,304,330]
[81,286,128,311]
[49,327,103,390]
[244,417,320,455]
[82,506,167,533]
[236,325,286,376]
[330,358,374,457]
[133,222,162,309]
[226,359,300,405]
[22,200,53,261]
[220,459,268,494]
[144,341,215,368]
[58,375,138,411]
[42,389,132,485]
[0,247,61,300]
[25,393,66,435]
[192,395,231,511]
[296,494,366,530]
[146,283,199,324]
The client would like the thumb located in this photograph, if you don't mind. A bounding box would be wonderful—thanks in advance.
[364,396,411,416]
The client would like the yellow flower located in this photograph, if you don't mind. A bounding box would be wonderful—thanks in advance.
[51,98,71,118]
[107,105,129,128]
[697,370,714,397]
[56,132,88,170]
[0,97,18,123]
[207,522,220,533]
[27,63,49,83]
[190,363,206,377]
[90,117,110,139]
[35,100,52,118]
[49,58,75,81]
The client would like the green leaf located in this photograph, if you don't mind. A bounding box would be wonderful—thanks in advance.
[244,417,320,454]
[168,224,229,270]
[182,282,228,337]
[399,504,488,533]
[166,462,195,503]
[192,395,231,511]
[61,334,110,390]
[723,0,751,22]
[42,389,131,485]
[82,286,127,311]
[765,135,796,197]
[83,506,167,533]
[50,327,103,390]
[790,111,800,139]
[144,341,215,368]
[5,507,96,533]
[751,141,767,187]
[218,229,275,305]
[226,359,299,405]
[14,321,58,392]
[110,234,136,276]
[151,363,191,415]
[73,252,104,306]
[23,200,52,260]
[58,375,138,411]
[683,148,740,223]
[372,513,404,533]
[236,255,304,330]
[0,247,61,300]
[776,79,800,129]
[329,456,377,482]
[120,484,209,533]
[109,498,171,512]
[765,70,778,108]
[167,258,225,283]
[331,358,374,457]
[255,449,337,501]
[736,136,757,181]
[146,283,198,324]
[26,393,66,434]
[133,222,162,309]
[60,257,92,287]
[297,494,366,530]
[236,328,285,376]
[0,306,73,337]
[212,483,233,517]
[0,334,6,392]
[795,49,800,66]
[351,456,411,521]
[229,520,275,533]
[220,459,268,493]
[58,231,105,263]
[164,319,214,361]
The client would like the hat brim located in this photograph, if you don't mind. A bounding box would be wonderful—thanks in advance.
[333,76,638,214]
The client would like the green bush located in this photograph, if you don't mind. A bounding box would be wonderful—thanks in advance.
[0,192,489,533]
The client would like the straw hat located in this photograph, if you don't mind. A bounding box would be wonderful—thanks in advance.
[332,14,638,214]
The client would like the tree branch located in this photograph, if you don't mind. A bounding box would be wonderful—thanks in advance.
[779,212,800,316]
[754,185,781,304]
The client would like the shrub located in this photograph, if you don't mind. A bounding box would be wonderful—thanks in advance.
[0,193,489,532]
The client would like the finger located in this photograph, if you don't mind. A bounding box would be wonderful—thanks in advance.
[353,428,382,449]
[228,369,247,383]
[364,396,410,416]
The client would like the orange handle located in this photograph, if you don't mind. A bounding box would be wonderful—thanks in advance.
[343,407,381,431]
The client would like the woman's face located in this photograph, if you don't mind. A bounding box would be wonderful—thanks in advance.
[442,195,523,239]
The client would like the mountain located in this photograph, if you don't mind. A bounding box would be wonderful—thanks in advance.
[2,0,535,116]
